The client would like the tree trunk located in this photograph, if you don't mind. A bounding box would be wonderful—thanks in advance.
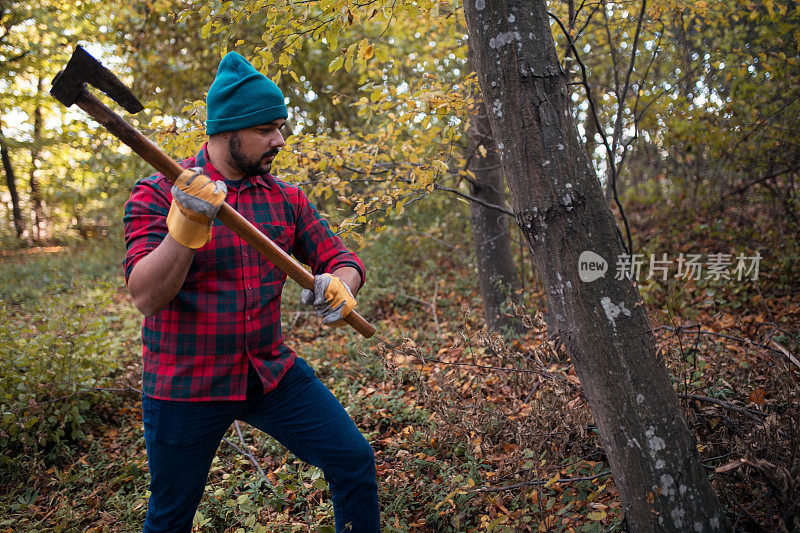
[467,98,524,333]
[29,75,45,242]
[0,121,26,239]
[584,103,598,166]
[463,1,729,531]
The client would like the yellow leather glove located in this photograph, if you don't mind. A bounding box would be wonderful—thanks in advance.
[300,273,357,327]
[166,168,227,249]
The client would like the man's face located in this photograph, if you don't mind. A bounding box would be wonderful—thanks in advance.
[227,120,286,177]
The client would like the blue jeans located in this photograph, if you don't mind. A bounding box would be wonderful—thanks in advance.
[141,358,379,532]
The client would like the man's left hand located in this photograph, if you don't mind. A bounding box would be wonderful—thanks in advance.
[300,274,357,327]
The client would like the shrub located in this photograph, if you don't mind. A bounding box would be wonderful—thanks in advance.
[0,239,138,467]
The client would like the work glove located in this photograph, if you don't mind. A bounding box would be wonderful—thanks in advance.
[166,167,227,249]
[300,273,357,327]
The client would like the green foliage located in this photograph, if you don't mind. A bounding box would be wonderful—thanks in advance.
[0,239,139,464]
[4,0,795,255]
[149,0,476,242]
[0,238,121,305]
[560,0,800,221]
[0,0,148,242]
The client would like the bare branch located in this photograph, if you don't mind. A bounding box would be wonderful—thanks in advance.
[472,469,612,492]
[547,10,633,254]
[434,184,514,216]
[678,394,766,424]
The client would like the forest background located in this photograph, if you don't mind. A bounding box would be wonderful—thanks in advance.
[1,0,798,530]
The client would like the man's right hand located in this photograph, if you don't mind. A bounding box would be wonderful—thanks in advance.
[166,167,227,249]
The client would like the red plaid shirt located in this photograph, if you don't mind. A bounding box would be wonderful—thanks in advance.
[123,144,365,401]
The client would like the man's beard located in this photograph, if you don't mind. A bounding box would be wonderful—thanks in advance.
[227,132,279,177]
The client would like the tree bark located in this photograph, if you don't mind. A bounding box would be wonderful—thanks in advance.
[29,75,44,242]
[463,1,729,531]
[584,101,598,166]
[467,98,524,333]
[0,120,26,239]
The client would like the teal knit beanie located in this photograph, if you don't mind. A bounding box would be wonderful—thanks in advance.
[205,52,288,135]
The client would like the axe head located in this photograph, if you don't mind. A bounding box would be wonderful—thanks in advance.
[51,45,144,114]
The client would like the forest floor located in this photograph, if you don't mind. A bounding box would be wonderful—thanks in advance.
[1,198,798,532]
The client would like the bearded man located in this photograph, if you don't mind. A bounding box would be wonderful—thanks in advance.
[123,51,379,533]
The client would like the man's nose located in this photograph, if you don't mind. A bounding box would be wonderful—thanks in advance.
[270,131,285,148]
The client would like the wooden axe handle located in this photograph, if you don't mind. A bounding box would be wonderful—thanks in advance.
[75,88,375,338]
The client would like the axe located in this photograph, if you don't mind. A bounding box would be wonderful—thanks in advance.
[51,45,375,338]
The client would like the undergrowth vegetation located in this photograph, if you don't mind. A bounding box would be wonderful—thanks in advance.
[0,240,140,464]
[1,197,798,531]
